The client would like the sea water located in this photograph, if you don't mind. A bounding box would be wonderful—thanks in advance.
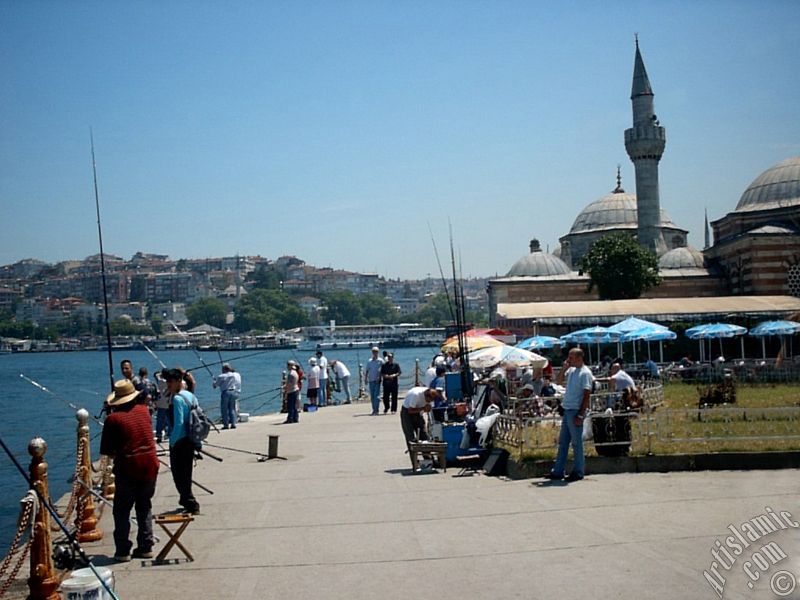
[0,346,436,544]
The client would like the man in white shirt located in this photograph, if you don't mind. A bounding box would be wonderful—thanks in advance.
[212,363,242,430]
[549,348,593,482]
[330,359,351,404]
[400,386,443,450]
[608,363,635,393]
[306,357,321,406]
[315,350,329,407]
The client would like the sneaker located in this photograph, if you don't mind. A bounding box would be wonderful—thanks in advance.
[565,473,584,482]
[221,426,229,430]
[544,472,564,481]
[113,553,131,563]
[132,548,154,559]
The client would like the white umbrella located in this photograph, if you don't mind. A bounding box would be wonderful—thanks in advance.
[467,344,549,369]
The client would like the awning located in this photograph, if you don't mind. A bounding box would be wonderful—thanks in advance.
[496,295,800,326]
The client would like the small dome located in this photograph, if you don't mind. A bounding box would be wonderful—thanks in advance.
[569,191,678,235]
[551,244,562,259]
[735,157,800,213]
[507,240,572,277]
[658,246,705,269]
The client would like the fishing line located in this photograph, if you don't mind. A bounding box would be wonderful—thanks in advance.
[141,340,167,369]
[169,320,214,377]
[202,442,268,459]
[20,373,105,428]
[0,435,120,600]
[184,348,276,372]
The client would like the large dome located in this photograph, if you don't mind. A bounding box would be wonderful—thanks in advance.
[658,246,705,269]
[507,240,572,277]
[735,156,800,213]
[569,191,679,235]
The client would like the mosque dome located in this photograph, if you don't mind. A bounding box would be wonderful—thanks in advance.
[507,239,572,277]
[658,245,705,269]
[569,191,679,235]
[735,156,800,213]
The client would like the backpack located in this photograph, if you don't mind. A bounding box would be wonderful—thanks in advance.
[178,391,211,448]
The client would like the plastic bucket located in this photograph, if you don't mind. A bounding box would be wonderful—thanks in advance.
[238,412,250,423]
[60,567,115,600]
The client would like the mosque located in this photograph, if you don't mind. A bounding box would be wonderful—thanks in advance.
[488,41,800,330]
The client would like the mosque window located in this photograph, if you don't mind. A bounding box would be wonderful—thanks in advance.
[788,264,800,298]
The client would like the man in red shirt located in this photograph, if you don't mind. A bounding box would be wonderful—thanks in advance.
[100,379,160,562]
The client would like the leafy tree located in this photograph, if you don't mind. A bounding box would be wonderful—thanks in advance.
[233,289,308,331]
[322,290,364,325]
[175,258,188,272]
[359,293,397,324]
[246,264,283,290]
[579,233,662,300]
[186,297,228,329]
[411,294,455,327]
[109,317,154,336]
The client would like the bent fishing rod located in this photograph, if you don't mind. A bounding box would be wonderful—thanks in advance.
[90,130,115,393]
[169,320,215,377]
[0,435,120,600]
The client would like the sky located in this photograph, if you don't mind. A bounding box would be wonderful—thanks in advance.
[1,1,798,280]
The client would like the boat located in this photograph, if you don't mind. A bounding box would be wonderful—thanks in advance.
[299,323,444,351]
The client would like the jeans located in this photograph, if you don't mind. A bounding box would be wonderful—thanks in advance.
[155,407,170,442]
[552,409,585,478]
[368,381,381,414]
[221,390,239,428]
[113,473,155,555]
[286,391,299,423]
[169,437,199,512]
[400,407,428,447]
[318,380,327,406]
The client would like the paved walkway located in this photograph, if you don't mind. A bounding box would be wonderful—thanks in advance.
[80,401,798,600]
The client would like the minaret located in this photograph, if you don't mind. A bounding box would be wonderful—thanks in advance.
[624,36,667,255]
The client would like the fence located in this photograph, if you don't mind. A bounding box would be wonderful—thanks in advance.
[495,381,800,457]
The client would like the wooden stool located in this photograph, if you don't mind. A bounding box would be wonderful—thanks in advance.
[154,513,194,563]
[407,441,448,472]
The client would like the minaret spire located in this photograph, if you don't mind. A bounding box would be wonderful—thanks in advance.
[624,36,667,256]
[704,209,711,249]
[612,165,625,193]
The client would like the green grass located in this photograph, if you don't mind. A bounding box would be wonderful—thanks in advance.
[511,382,800,462]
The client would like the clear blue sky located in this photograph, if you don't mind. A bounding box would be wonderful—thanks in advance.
[1,1,798,279]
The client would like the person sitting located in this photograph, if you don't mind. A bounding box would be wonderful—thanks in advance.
[540,376,556,397]
[644,358,660,379]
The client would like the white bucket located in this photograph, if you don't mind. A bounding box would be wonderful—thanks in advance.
[238,412,250,423]
[60,566,115,600]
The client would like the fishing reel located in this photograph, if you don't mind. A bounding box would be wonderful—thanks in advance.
[53,538,86,570]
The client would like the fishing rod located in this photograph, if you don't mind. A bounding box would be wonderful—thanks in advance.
[141,340,167,369]
[0,435,120,600]
[155,455,214,495]
[169,320,214,377]
[183,348,276,372]
[75,479,161,543]
[20,374,105,427]
[90,130,115,393]
[202,442,268,460]
[428,222,457,323]
[250,388,284,414]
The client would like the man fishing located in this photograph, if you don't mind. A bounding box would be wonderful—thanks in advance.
[212,363,241,429]
[100,379,159,562]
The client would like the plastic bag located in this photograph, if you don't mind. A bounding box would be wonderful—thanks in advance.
[582,413,593,441]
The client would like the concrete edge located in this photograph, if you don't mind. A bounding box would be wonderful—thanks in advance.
[507,451,800,479]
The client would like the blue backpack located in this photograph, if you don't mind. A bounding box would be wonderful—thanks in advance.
[178,391,211,449]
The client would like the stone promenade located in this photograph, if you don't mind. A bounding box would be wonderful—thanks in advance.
[84,401,798,600]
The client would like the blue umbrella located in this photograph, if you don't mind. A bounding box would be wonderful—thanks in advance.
[608,316,670,334]
[516,335,562,350]
[622,326,677,363]
[748,320,800,359]
[685,323,747,361]
[561,326,622,364]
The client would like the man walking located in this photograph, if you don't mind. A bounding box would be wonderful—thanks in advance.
[212,363,241,429]
[380,353,402,413]
[548,348,593,482]
[364,347,383,415]
[100,379,159,561]
[164,369,201,514]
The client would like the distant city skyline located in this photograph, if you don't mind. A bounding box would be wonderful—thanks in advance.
[1,2,798,279]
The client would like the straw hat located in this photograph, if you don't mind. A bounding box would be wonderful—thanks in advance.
[106,379,140,407]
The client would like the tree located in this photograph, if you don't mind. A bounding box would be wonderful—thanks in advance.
[246,264,283,290]
[322,291,364,325]
[186,297,228,329]
[411,294,454,327]
[233,289,308,332]
[580,233,662,300]
[359,293,397,324]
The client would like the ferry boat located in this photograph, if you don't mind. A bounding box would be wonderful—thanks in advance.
[299,323,444,351]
